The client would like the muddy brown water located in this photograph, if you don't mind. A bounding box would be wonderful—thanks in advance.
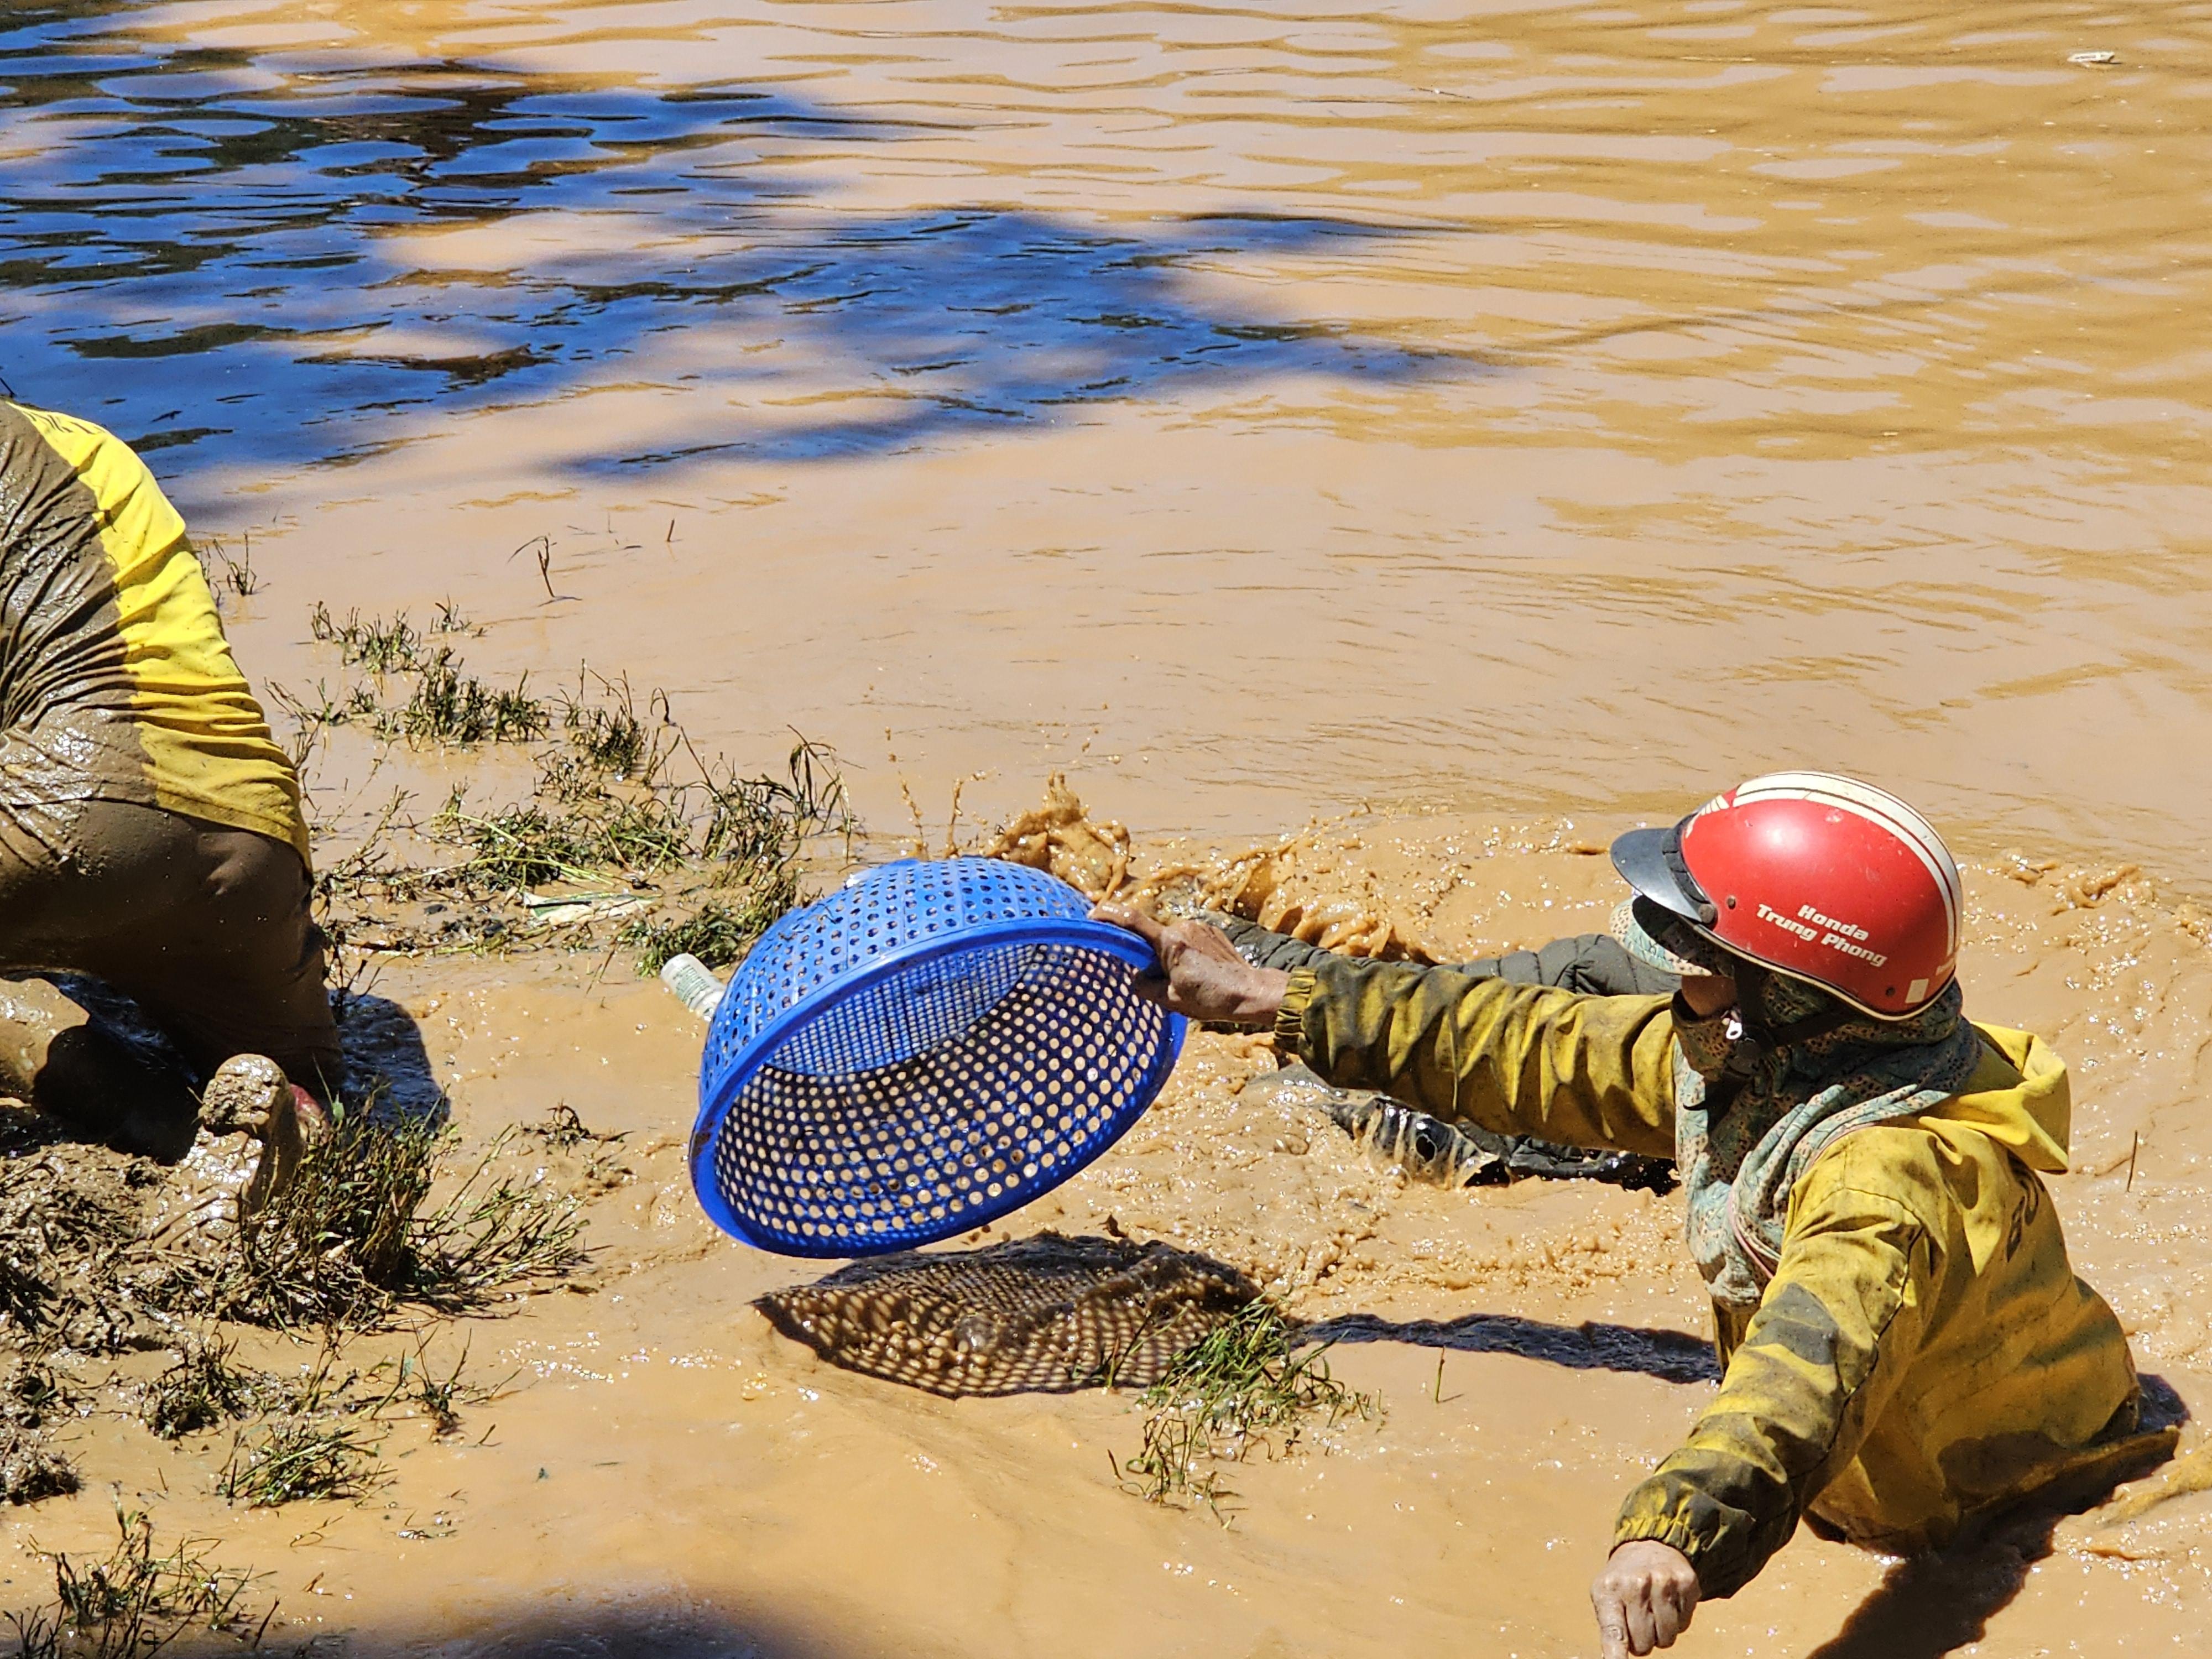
[4,0,2212,1654]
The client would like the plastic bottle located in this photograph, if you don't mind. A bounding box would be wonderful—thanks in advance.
[659,952,726,1021]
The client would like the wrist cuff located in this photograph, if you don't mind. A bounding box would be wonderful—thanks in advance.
[1273,967,1318,1055]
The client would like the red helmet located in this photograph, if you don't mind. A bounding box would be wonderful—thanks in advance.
[1611,771,1962,1019]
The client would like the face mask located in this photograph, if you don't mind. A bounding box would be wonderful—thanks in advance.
[1672,992,1741,1083]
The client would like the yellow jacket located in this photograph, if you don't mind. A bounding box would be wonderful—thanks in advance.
[0,401,307,863]
[1276,958,2172,1596]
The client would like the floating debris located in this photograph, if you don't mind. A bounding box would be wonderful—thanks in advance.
[1118,1298,1376,1516]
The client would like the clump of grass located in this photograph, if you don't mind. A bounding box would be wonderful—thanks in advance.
[0,1430,79,1505]
[143,1338,264,1440]
[7,1508,257,1659]
[0,1253,49,1332]
[530,1104,588,1149]
[384,648,547,744]
[439,791,692,890]
[440,734,839,907]
[218,1112,584,1330]
[383,1339,510,1439]
[559,672,663,782]
[1114,1301,1376,1519]
[310,603,423,674]
[415,1131,589,1309]
[221,1112,429,1327]
[436,799,601,890]
[285,598,855,969]
[7,1353,73,1427]
[695,737,851,876]
[394,1351,467,1439]
[219,1417,383,1507]
[618,874,799,974]
[200,533,258,601]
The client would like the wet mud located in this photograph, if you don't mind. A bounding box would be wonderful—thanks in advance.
[3,786,2208,1658]
[4,0,2212,1653]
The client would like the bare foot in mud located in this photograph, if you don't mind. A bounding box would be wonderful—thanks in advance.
[201,1054,331,1217]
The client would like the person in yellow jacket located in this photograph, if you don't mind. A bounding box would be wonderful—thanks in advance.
[0,398,334,1161]
[1095,771,2172,1657]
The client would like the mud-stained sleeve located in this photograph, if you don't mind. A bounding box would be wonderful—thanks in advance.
[1611,1179,1937,1598]
[1274,956,1677,1157]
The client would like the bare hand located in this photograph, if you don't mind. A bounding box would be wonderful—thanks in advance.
[1592,1541,1700,1657]
[1089,902,1290,1026]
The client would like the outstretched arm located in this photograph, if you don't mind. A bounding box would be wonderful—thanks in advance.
[1093,905,1678,1159]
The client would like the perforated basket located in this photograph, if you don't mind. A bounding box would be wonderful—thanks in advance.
[689,858,1186,1257]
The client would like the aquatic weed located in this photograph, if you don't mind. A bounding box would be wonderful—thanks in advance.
[219,1417,383,1507]
[695,735,853,874]
[616,876,798,974]
[199,534,258,601]
[379,1337,512,1439]
[288,599,854,965]
[9,1508,258,1659]
[216,1350,386,1506]
[262,677,352,776]
[218,1111,584,1329]
[1114,1301,1376,1519]
[0,1430,79,1506]
[386,648,549,744]
[412,1130,589,1310]
[6,1351,73,1425]
[143,1338,265,1441]
[526,1103,615,1151]
[437,800,602,890]
[558,671,666,783]
[308,603,423,674]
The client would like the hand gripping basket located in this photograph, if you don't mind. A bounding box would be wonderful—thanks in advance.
[689,858,1186,1257]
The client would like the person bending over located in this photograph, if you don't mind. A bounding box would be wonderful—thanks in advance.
[0,398,333,1165]
[1098,772,2170,1657]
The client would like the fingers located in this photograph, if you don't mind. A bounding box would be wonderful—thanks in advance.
[1593,1544,1699,1658]
[1652,1563,1698,1648]
[1591,1583,1631,1659]
[1623,1586,1657,1655]
[1092,902,1173,1004]
[1089,901,1167,951]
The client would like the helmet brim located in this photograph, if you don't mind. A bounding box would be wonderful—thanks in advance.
[1610,823,1741,979]
[1609,823,1712,927]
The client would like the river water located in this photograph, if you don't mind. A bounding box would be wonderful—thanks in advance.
[4,2,2211,1655]
[6,0,2210,878]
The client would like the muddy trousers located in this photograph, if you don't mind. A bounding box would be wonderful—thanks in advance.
[0,800,339,1159]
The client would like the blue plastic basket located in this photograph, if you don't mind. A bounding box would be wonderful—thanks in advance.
[688,857,1186,1257]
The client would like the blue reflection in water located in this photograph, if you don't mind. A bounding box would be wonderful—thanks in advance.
[0,2,1463,479]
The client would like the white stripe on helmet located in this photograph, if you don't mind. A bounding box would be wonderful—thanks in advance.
[1726,771,1961,946]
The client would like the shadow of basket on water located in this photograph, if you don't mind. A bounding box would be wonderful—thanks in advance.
[754,1233,1260,1398]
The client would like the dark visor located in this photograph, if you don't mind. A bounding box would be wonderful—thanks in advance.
[1608,816,1719,928]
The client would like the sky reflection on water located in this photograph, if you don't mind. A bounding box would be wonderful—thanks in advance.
[0,1,1457,477]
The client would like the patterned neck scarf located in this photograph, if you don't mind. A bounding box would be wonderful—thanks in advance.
[1674,972,1985,1312]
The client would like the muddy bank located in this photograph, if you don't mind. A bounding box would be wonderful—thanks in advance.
[4,781,2208,1657]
